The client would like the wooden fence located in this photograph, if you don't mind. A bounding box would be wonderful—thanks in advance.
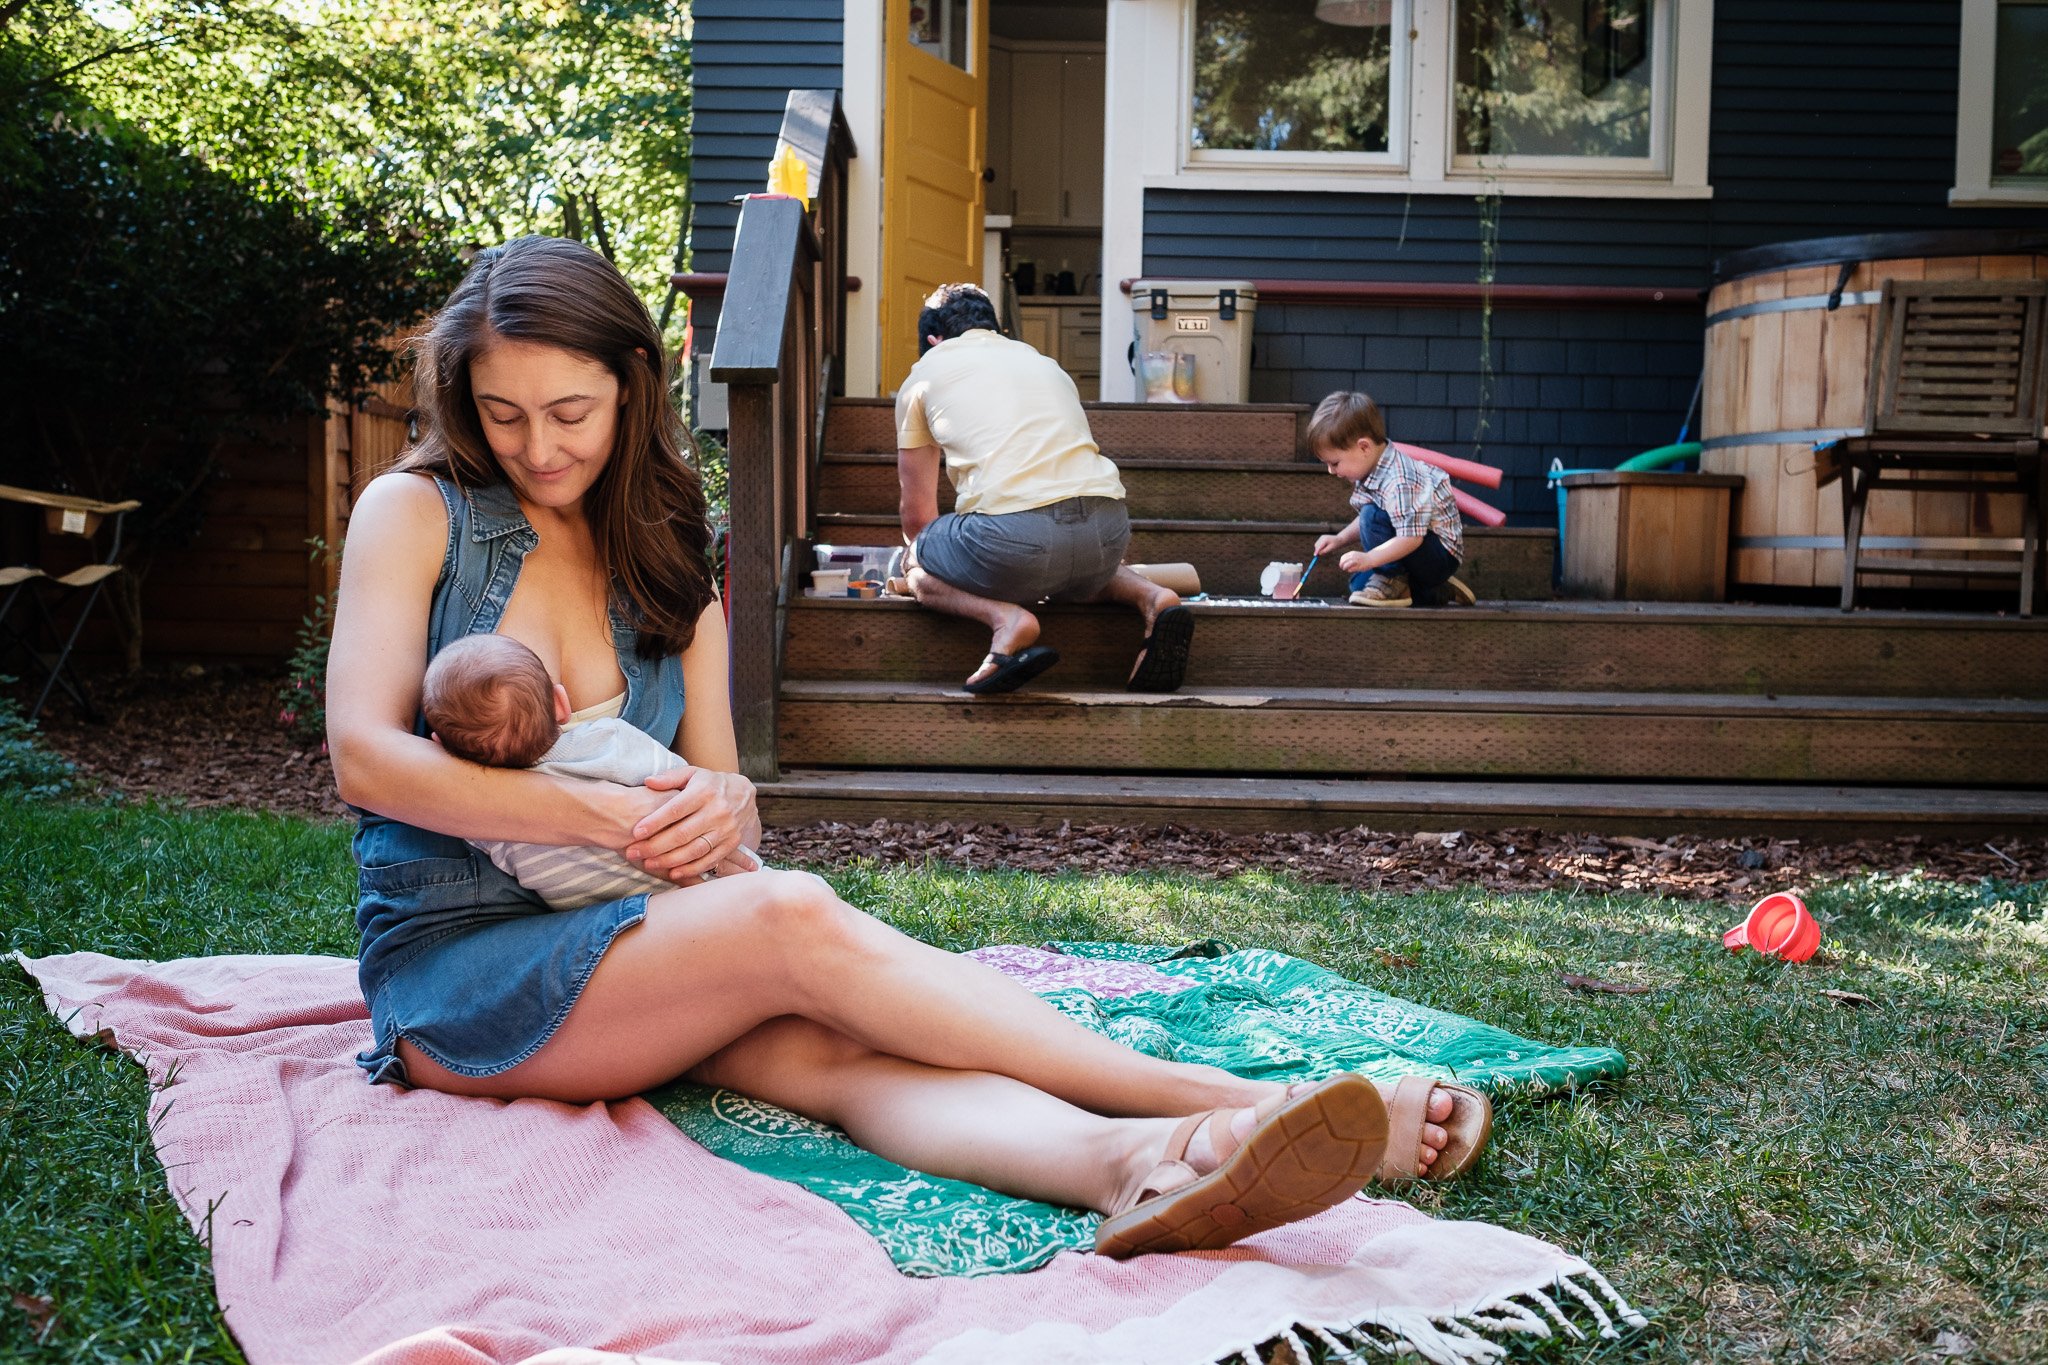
[45,382,412,664]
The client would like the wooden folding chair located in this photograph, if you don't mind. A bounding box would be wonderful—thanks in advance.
[1826,280,2048,616]
[0,484,141,720]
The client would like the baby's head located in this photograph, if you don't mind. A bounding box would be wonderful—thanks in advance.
[1307,390,1387,481]
[421,634,569,768]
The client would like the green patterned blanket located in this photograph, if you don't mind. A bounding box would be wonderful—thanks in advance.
[646,941,1626,1277]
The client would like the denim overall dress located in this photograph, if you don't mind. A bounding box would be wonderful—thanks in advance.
[354,476,687,1086]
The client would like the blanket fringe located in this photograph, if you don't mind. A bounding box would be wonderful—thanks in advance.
[1224,1267,1646,1365]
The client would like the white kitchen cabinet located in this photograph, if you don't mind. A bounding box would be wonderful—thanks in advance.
[987,44,1104,229]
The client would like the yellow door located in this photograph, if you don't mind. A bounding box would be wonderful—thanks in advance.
[880,0,987,393]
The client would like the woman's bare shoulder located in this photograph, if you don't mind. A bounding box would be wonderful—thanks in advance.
[345,471,450,570]
[355,468,447,518]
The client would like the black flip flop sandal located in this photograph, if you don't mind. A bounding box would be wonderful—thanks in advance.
[962,644,1060,695]
[1126,605,1194,693]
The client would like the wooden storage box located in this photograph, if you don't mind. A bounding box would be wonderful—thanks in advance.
[1559,471,1744,602]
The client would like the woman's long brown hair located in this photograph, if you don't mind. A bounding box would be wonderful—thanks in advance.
[398,235,714,660]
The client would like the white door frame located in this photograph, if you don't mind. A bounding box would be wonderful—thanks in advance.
[843,0,885,396]
[845,0,1133,399]
[1099,0,1156,401]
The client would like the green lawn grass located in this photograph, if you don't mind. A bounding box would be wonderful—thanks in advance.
[2,795,2044,1363]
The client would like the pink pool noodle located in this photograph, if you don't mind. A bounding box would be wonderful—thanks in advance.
[1391,442,1505,490]
[1453,488,1507,527]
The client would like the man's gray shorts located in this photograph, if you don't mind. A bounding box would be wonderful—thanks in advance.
[914,496,1130,604]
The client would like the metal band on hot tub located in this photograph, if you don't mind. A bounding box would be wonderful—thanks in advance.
[1702,291,1884,327]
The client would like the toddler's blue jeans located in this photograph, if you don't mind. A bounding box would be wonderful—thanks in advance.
[1351,503,1460,595]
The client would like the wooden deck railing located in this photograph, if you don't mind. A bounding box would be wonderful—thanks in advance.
[705,89,853,781]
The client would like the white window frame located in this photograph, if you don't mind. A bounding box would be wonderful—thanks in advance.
[1952,0,2048,206]
[1135,0,1712,199]
[1181,1,1412,172]
[1445,0,1674,179]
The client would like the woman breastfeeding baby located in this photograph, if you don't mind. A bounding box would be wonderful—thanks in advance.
[327,234,1489,1259]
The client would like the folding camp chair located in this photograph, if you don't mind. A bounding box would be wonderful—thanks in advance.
[0,484,141,720]
[1821,280,2048,616]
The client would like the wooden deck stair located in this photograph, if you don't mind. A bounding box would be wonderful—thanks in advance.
[759,397,2048,836]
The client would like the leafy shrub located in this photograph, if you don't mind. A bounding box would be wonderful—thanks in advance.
[0,45,456,665]
[0,682,75,800]
[277,540,337,744]
[691,427,731,526]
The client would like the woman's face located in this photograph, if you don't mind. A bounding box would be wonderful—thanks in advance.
[469,338,625,511]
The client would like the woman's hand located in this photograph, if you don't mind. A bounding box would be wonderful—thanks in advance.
[621,766,760,883]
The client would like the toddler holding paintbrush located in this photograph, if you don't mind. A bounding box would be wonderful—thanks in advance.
[1308,391,1474,609]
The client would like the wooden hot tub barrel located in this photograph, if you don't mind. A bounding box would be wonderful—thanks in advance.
[1701,229,2048,590]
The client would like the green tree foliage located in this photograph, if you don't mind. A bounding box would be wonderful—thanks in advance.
[0,7,458,663]
[0,1,695,665]
[47,0,695,331]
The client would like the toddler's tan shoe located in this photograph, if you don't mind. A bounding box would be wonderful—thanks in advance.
[1348,575,1412,608]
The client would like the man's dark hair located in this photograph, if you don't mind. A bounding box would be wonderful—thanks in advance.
[916,283,1001,354]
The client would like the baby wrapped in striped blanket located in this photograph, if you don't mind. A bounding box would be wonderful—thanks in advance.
[421,633,760,909]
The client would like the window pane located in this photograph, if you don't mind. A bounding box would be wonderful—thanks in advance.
[910,0,972,70]
[1455,0,1653,158]
[1993,0,2048,181]
[1190,0,1394,154]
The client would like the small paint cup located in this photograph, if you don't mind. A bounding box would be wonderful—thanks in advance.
[1722,892,1820,963]
[810,569,849,596]
[1260,561,1305,598]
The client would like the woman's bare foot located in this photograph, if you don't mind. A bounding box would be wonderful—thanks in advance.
[1109,1077,1454,1210]
[1191,1081,1450,1172]
[1375,1079,1454,1174]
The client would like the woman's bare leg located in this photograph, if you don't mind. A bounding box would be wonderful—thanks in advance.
[397,869,1455,1172]
[687,1015,1174,1211]
[402,870,1267,1113]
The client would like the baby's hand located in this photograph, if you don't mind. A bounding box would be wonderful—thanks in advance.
[1313,533,1344,557]
[1338,550,1369,573]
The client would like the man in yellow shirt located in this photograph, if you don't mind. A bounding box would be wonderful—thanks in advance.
[897,284,1192,695]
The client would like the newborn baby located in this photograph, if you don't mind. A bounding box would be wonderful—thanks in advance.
[420,632,759,909]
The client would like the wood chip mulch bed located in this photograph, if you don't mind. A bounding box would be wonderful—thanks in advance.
[25,668,2048,900]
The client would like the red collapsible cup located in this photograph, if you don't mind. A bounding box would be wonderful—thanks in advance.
[1722,892,1820,963]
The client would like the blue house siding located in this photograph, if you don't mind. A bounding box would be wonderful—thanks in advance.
[1243,303,1704,523]
[1142,0,2039,525]
[689,0,843,348]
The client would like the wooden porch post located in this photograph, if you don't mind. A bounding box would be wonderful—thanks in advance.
[711,195,809,783]
[724,382,780,780]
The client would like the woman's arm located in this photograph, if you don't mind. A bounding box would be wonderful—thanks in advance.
[326,472,665,848]
[622,598,764,881]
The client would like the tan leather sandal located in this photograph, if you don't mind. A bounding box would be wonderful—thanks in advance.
[1377,1075,1493,1185]
[1094,1073,1390,1259]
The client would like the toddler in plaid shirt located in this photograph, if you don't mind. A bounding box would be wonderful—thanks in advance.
[1308,391,1474,608]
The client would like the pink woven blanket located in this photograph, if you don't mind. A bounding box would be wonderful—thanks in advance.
[17,949,1644,1365]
